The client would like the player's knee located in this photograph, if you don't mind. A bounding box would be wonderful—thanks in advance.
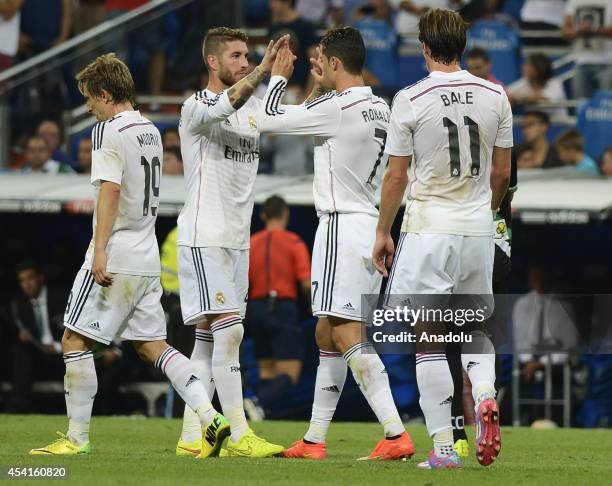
[314,322,333,351]
[61,328,89,353]
[217,323,244,349]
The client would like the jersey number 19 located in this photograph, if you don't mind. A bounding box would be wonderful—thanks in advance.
[141,156,160,216]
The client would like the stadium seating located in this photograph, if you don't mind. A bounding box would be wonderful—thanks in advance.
[577,90,612,160]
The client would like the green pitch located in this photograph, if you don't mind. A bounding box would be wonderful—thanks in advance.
[1,415,610,485]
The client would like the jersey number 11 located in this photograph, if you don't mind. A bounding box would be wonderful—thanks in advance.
[443,116,481,177]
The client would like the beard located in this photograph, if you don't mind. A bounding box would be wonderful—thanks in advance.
[218,67,247,87]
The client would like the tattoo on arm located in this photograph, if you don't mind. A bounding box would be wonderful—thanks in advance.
[227,66,268,109]
[305,85,330,104]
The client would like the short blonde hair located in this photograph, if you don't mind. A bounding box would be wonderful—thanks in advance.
[76,53,135,104]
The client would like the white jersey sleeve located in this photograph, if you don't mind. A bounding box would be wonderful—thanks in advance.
[181,90,236,133]
[256,76,341,136]
[91,122,123,185]
[495,93,513,148]
[385,91,416,157]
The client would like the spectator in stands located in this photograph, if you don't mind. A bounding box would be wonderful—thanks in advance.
[19,0,72,56]
[20,136,74,174]
[162,146,183,176]
[514,111,563,170]
[508,53,567,118]
[0,0,22,72]
[75,0,106,34]
[353,0,400,92]
[390,0,457,37]
[77,137,92,174]
[465,47,504,86]
[562,0,612,99]
[600,147,612,176]
[512,266,580,425]
[460,0,517,27]
[6,261,66,412]
[161,127,180,149]
[269,0,319,90]
[36,120,73,168]
[244,196,311,421]
[106,0,166,103]
[555,129,600,175]
[520,0,566,33]
[297,0,343,27]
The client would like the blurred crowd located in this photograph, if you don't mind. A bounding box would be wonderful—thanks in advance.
[1,0,611,174]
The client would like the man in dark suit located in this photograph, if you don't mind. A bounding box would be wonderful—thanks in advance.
[6,261,66,412]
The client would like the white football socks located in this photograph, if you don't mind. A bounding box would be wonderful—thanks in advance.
[304,350,347,444]
[181,329,215,443]
[155,347,216,426]
[64,350,97,446]
[461,332,496,404]
[211,316,249,442]
[344,343,405,438]
[416,353,454,438]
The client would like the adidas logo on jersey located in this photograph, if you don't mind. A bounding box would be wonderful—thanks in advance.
[439,395,453,406]
[322,385,340,393]
[185,374,200,387]
[88,321,100,331]
[342,302,355,311]
[467,361,479,371]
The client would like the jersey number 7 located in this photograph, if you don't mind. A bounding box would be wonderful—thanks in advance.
[443,116,481,177]
[141,156,160,216]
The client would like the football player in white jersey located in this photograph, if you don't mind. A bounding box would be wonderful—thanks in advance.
[373,10,512,469]
[175,28,288,458]
[256,28,415,461]
[30,54,229,457]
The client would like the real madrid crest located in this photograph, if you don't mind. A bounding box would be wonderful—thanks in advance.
[248,116,257,130]
[215,292,226,305]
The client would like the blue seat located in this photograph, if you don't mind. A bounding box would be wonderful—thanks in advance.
[466,20,521,85]
[577,90,612,160]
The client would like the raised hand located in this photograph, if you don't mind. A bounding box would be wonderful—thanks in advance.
[271,45,296,80]
[259,34,291,75]
[309,46,325,86]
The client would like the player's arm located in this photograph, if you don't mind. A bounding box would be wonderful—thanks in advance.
[90,124,124,287]
[184,35,289,131]
[374,156,410,277]
[491,93,513,212]
[256,48,340,136]
[92,181,120,287]
[373,91,415,276]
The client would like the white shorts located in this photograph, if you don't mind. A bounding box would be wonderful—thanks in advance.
[178,246,249,325]
[385,232,494,311]
[312,212,382,321]
[64,269,166,345]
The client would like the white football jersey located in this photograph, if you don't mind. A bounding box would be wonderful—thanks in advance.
[257,75,390,217]
[386,70,513,236]
[178,89,261,249]
[83,110,163,276]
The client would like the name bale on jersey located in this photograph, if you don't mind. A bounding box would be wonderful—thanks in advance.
[361,108,390,124]
[137,132,161,148]
[440,91,474,107]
